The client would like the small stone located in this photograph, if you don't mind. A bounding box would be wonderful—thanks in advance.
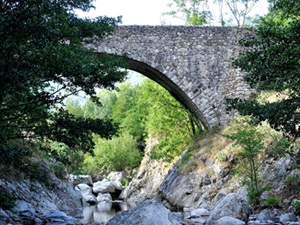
[279,212,297,223]
[34,217,43,224]
[216,216,245,225]
[190,208,210,217]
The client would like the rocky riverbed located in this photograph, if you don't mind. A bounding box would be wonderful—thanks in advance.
[0,138,299,225]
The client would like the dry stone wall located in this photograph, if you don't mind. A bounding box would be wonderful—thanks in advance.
[93,26,254,129]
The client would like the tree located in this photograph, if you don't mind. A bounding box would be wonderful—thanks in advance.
[163,0,212,25]
[0,0,127,152]
[163,0,262,26]
[227,0,300,138]
[224,120,265,204]
[219,0,260,27]
[76,75,202,165]
[111,82,148,140]
[136,78,202,162]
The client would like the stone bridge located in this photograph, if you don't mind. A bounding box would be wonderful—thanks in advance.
[93,26,254,129]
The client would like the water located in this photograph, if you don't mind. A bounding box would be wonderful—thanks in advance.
[78,201,130,224]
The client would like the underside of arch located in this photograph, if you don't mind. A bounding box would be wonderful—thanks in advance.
[97,53,210,129]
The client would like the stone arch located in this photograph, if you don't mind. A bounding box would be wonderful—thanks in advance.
[93,26,254,129]
[121,56,210,129]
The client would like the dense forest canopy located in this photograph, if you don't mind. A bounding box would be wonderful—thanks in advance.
[0,0,127,165]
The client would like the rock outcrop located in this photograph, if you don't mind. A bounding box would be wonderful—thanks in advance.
[106,198,182,225]
[0,162,82,224]
[120,136,174,207]
[206,193,250,225]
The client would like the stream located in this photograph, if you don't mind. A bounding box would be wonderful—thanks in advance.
[78,201,130,224]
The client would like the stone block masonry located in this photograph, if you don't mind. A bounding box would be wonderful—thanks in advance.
[93,26,254,129]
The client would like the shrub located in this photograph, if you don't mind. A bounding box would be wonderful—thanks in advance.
[51,162,67,180]
[22,161,56,189]
[43,141,84,175]
[217,151,227,162]
[264,197,279,208]
[121,178,129,186]
[0,187,15,209]
[285,175,300,194]
[266,137,294,158]
[0,144,32,169]
[90,132,142,171]
[293,199,300,215]
[82,152,100,176]
[225,122,264,205]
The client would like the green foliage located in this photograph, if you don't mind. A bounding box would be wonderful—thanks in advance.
[0,0,127,159]
[163,0,261,26]
[264,197,279,208]
[85,132,142,172]
[0,144,32,169]
[47,107,118,153]
[22,161,56,189]
[104,77,201,163]
[293,199,300,215]
[50,162,68,180]
[82,152,99,175]
[150,137,185,163]
[76,76,202,171]
[43,140,84,175]
[285,175,300,195]
[163,0,212,25]
[121,178,130,186]
[266,136,294,158]
[0,187,15,210]
[83,89,117,120]
[217,151,227,162]
[137,79,201,162]
[225,121,265,205]
[111,82,147,140]
[228,0,300,138]
[293,150,300,169]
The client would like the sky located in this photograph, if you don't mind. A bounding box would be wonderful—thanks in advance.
[76,0,270,26]
[77,0,176,25]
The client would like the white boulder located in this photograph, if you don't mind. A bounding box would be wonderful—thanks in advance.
[68,174,93,185]
[76,183,97,204]
[93,179,116,194]
[96,193,112,202]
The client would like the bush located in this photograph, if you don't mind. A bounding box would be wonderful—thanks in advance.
[121,178,129,186]
[82,152,100,176]
[51,162,67,180]
[0,187,15,209]
[0,144,32,169]
[293,199,300,215]
[266,137,294,158]
[43,141,84,175]
[224,121,265,205]
[285,175,300,194]
[22,161,56,189]
[264,197,279,208]
[217,151,227,162]
[88,132,142,172]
